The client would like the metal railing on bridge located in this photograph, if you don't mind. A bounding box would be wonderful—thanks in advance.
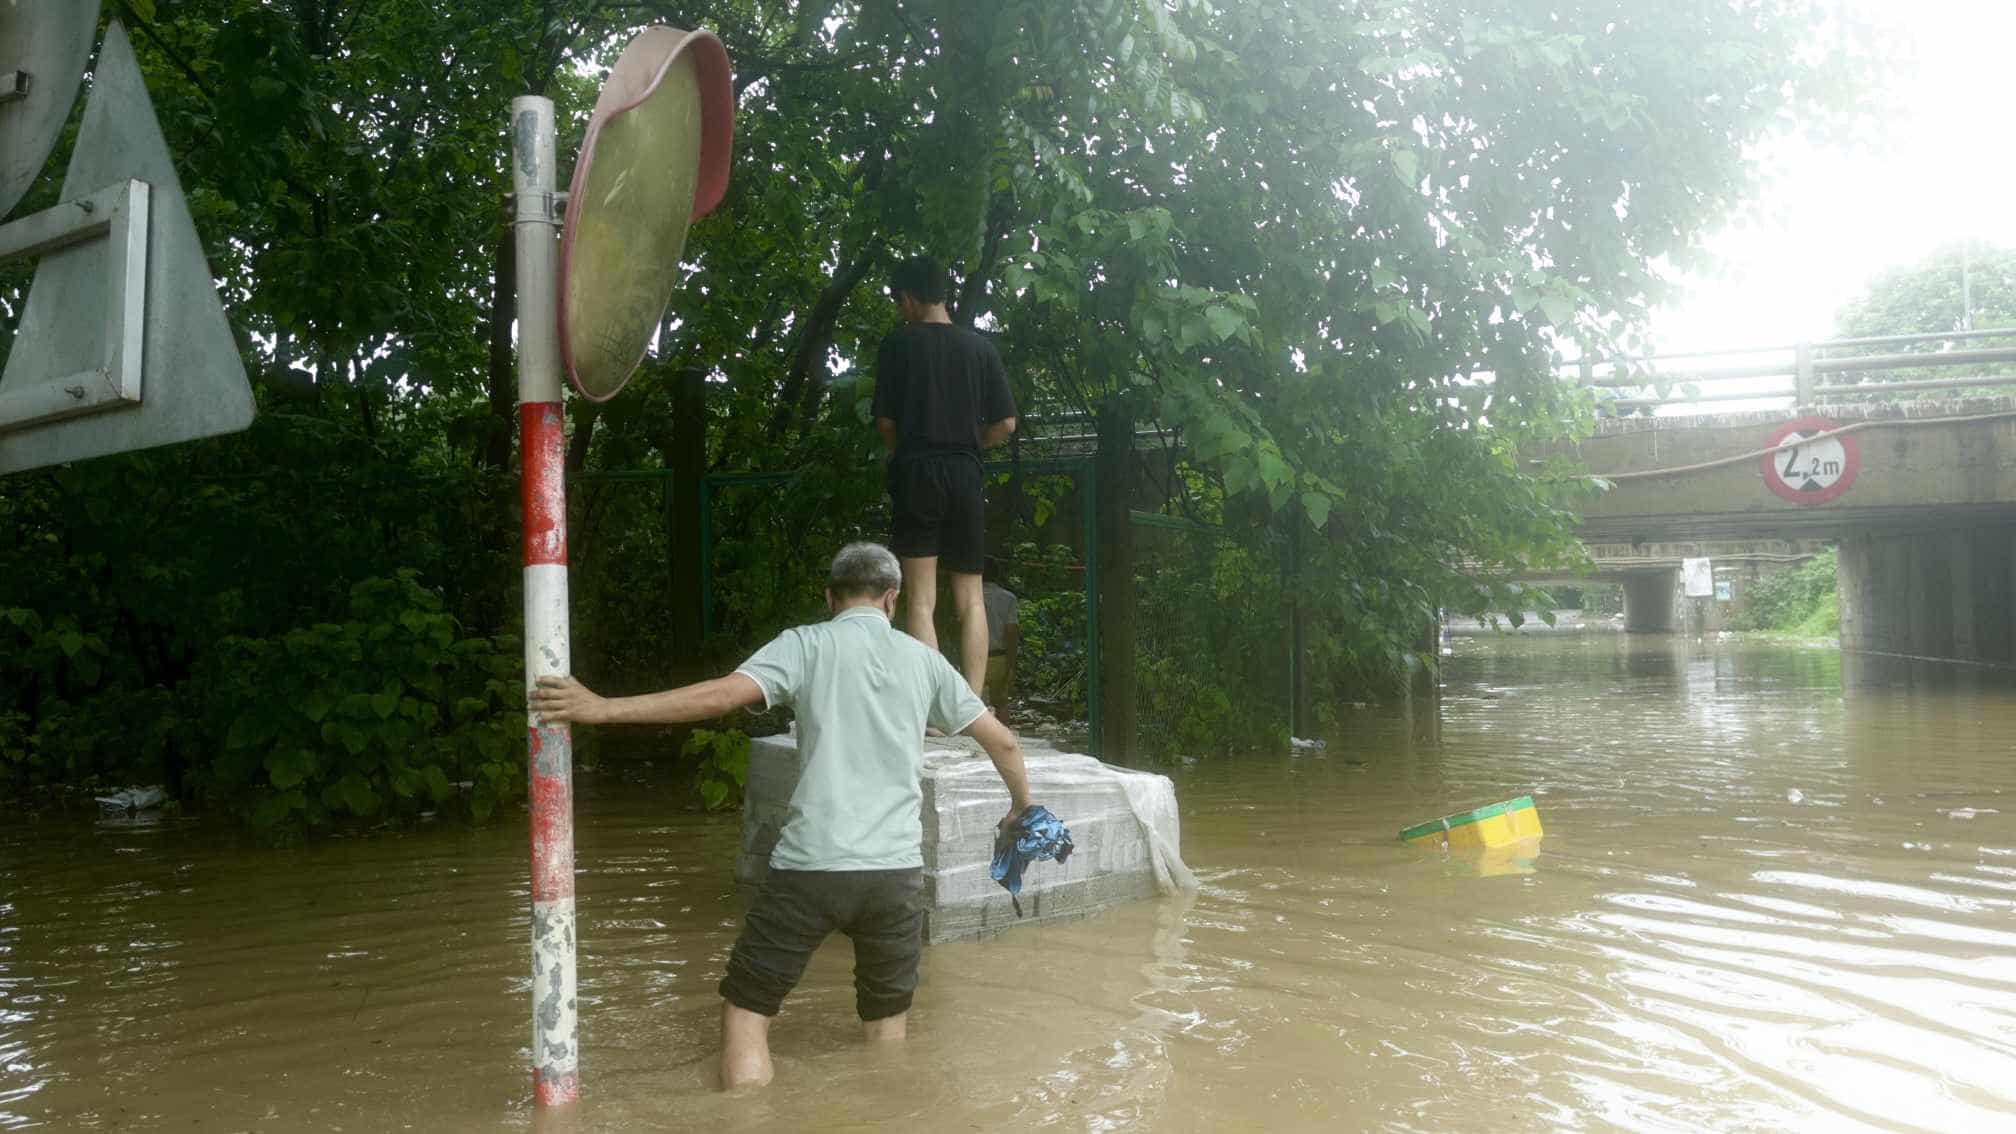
[1566,327,2016,412]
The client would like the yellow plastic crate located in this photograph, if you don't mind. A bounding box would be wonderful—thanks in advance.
[1400,795,1543,851]
[1473,837,1543,877]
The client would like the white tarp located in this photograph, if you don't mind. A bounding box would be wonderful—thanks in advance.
[1682,557,1714,598]
[738,731,1196,942]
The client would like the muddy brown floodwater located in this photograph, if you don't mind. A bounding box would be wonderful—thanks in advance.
[5,636,2016,1132]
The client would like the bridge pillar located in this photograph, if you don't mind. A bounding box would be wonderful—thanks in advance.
[1839,526,2016,665]
[1622,570,1679,633]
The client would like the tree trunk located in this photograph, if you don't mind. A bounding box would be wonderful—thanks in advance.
[769,238,881,443]
[483,231,517,470]
[953,191,1014,327]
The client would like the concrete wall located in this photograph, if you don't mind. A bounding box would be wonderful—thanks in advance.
[1622,571,1678,633]
[1556,399,2016,542]
[1838,525,2016,665]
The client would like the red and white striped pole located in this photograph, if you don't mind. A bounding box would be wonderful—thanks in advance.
[511,94,579,1109]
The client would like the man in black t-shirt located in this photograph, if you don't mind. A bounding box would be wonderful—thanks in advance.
[871,256,1018,696]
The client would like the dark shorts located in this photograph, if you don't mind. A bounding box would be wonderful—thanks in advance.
[719,868,926,1021]
[888,452,985,574]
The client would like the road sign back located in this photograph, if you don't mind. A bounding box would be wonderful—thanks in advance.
[0,21,254,476]
[0,1,99,218]
[558,25,732,401]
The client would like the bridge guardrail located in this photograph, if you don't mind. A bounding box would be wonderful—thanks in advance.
[1565,328,2016,411]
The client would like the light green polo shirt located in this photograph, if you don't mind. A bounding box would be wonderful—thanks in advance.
[736,605,987,871]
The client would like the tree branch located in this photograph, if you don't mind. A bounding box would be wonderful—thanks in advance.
[954,190,1016,327]
[768,235,884,443]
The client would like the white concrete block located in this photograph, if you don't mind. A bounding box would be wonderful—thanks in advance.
[736,731,1192,943]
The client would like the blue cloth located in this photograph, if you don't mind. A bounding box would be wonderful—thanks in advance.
[990,804,1074,917]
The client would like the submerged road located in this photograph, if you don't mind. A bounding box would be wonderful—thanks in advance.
[3,636,2014,1131]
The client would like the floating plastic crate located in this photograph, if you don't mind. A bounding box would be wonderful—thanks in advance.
[1400,795,1544,851]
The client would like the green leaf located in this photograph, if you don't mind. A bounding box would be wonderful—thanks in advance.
[1390,149,1419,185]
[250,789,301,829]
[423,765,455,803]
[1256,449,1289,489]
[1141,310,1166,344]
[1303,491,1332,529]
[226,715,268,751]
[370,690,399,719]
[266,748,316,791]
[1204,305,1243,342]
[343,773,379,815]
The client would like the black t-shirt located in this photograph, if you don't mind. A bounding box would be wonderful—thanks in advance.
[871,323,1016,456]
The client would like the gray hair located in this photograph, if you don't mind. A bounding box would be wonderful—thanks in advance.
[829,542,902,600]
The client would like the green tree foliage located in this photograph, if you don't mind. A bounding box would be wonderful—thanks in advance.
[2,1,1853,823]
[1839,243,2016,340]
[1833,242,2016,392]
[1731,550,1838,634]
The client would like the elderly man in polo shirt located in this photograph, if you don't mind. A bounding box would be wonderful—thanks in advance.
[529,542,1032,1089]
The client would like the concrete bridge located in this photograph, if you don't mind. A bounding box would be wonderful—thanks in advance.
[1562,396,2016,662]
[1523,538,1830,632]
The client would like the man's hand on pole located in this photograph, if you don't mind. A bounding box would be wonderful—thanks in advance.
[530,675,607,724]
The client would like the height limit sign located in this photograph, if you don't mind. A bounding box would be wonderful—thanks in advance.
[1760,415,1859,505]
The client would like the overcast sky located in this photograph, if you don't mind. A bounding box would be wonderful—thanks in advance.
[1649,0,2016,353]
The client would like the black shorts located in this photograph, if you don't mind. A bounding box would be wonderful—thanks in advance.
[888,452,985,573]
[719,868,926,1021]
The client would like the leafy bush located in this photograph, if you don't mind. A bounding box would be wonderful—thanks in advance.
[1731,550,1838,633]
[1134,538,1290,755]
[193,572,524,840]
[684,727,750,811]
[0,607,150,792]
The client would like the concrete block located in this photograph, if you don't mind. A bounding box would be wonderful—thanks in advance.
[736,732,1191,943]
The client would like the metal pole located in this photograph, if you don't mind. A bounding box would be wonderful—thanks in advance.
[1962,240,1973,332]
[699,477,714,637]
[511,95,579,1110]
[1081,457,1101,760]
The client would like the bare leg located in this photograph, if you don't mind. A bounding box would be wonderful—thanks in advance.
[719,1000,774,1089]
[862,1012,909,1043]
[949,571,987,695]
[900,556,940,650]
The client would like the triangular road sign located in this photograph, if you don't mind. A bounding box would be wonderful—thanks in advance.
[0,20,253,476]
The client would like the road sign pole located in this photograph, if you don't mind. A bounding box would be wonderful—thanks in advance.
[510,94,579,1109]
